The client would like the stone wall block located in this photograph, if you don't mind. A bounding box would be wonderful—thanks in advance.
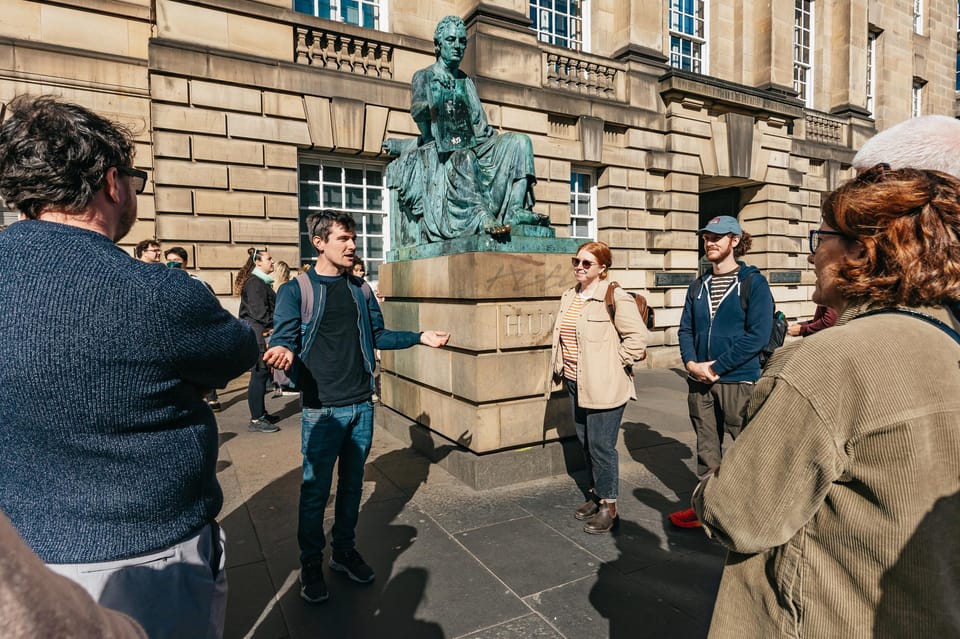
[227,113,310,145]
[230,219,300,243]
[304,96,335,149]
[228,166,297,193]
[157,216,230,242]
[190,80,261,113]
[154,132,191,159]
[192,136,264,165]
[363,105,390,155]
[664,250,699,269]
[195,243,256,268]
[155,159,227,188]
[331,97,364,152]
[266,195,300,219]
[193,190,265,217]
[264,144,298,168]
[153,104,226,135]
[151,75,189,104]
[154,187,193,213]
[263,92,307,119]
[502,107,548,135]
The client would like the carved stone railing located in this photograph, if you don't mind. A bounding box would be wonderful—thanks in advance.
[542,50,623,101]
[804,110,846,146]
[294,26,393,79]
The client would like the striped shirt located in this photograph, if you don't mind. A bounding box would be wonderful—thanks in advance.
[709,268,739,318]
[559,294,586,381]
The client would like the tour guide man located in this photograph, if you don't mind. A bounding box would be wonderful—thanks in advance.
[264,209,450,604]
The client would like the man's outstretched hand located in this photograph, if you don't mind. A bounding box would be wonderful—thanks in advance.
[420,331,451,348]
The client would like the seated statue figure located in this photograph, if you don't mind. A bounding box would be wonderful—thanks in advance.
[384,16,548,245]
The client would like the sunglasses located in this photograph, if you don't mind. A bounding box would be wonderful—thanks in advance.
[117,166,148,194]
[571,257,597,269]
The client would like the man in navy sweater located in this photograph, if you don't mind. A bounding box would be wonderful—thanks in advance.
[673,215,773,529]
[0,96,258,638]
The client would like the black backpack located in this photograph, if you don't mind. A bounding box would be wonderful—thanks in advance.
[738,272,786,368]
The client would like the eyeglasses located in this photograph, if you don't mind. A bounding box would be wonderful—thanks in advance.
[143,248,161,254]
[809,229,847,254]
[117,167,147,194]
[571,258,596,269]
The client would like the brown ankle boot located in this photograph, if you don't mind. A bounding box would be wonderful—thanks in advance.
[583,501,618,534]
[574,499,600,521]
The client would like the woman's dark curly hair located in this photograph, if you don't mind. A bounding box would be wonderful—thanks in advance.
[821,164,960,307]
[0,95,135,218]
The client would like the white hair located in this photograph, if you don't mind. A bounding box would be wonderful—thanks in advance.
[852,115,960,178]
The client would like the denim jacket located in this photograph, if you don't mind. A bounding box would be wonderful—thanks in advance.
[269,272,421,392]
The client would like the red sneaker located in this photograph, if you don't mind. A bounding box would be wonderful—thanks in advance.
[668,508,701,529]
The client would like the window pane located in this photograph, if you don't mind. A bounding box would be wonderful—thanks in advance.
[322,166,341,182]
[366,190,382,210]
[345,187,364,209]
[300,188,320,208]
[300,164,320,182]
[323,184,342,208]
[365,213,384,234]
[367,170,383,186]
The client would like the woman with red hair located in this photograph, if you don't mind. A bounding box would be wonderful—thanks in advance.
[693,165,960,638]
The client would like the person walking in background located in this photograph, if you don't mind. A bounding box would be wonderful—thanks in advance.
[551,241,647,534]
[693,165,960,638]
[265,210,449,605]
[786,304,837,337]
[134,238,161,263]
[672,216,773,529]
[273,260,291,292]
[0,95,258,639]
[236,247,280,434]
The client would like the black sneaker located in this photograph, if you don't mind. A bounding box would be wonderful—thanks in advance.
[300,560,329,603]
[330,549,375,584]
[248,417,279,433]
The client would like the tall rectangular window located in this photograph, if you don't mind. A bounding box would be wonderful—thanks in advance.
[298,158,387,281]
[912,79,923,117]
[669,0,706,73]
[530,0,586,51]
[294,0,380,30]
[569,170,596,240]
[866,30,878,116]
[793,0,814,107]
[913,0,923,34]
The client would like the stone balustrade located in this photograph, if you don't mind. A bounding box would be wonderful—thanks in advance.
[804,110,846,146]
[542,50,623,101]
[294,26,393,79]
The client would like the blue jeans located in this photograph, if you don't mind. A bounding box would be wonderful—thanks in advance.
[298,401,374,564]
[566,379,624,500]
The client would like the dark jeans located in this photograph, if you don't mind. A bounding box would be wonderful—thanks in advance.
[566,379,625,500]
[247,357,270,420]
[687,379,754,475]
[298,400,374,564]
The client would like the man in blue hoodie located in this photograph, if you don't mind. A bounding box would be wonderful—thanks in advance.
[672,216,773,528]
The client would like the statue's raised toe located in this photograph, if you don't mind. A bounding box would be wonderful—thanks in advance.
[506,209,549,227]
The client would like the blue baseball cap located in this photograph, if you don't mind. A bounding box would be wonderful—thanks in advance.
[697,215,742,236]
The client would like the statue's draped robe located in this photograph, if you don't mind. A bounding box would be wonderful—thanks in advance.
[386,63,535,244]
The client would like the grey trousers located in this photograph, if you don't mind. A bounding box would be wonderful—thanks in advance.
[687,379,754,476]
[47,523,227,639]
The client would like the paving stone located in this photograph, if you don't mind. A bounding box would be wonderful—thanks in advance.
[455,613,564,638]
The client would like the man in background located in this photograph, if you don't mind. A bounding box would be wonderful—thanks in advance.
[134,238,161,263]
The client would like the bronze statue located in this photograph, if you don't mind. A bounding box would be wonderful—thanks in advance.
[385,16,547,246]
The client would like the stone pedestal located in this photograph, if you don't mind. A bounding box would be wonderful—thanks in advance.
[378,250,580,465]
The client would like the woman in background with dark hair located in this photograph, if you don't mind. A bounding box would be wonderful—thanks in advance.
[236,248,279,433]
[693,165,960,638]
[550,241,647,534]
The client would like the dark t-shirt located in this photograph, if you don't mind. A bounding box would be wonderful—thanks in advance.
[300,273,371,408]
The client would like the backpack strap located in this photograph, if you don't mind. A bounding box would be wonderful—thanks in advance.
[739,270,756,313]
[604,281,620,323]
[295,272,314,324]
[856,307,960,346]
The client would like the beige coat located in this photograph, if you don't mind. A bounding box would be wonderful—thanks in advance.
[550,280,648,409]
[693,304,960,638]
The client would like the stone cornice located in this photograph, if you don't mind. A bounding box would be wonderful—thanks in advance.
[659,70,805,122]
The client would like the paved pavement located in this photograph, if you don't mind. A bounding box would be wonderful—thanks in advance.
[216,368,724,639]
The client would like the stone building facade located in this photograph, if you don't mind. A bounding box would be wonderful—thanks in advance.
[0,0,957,369]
